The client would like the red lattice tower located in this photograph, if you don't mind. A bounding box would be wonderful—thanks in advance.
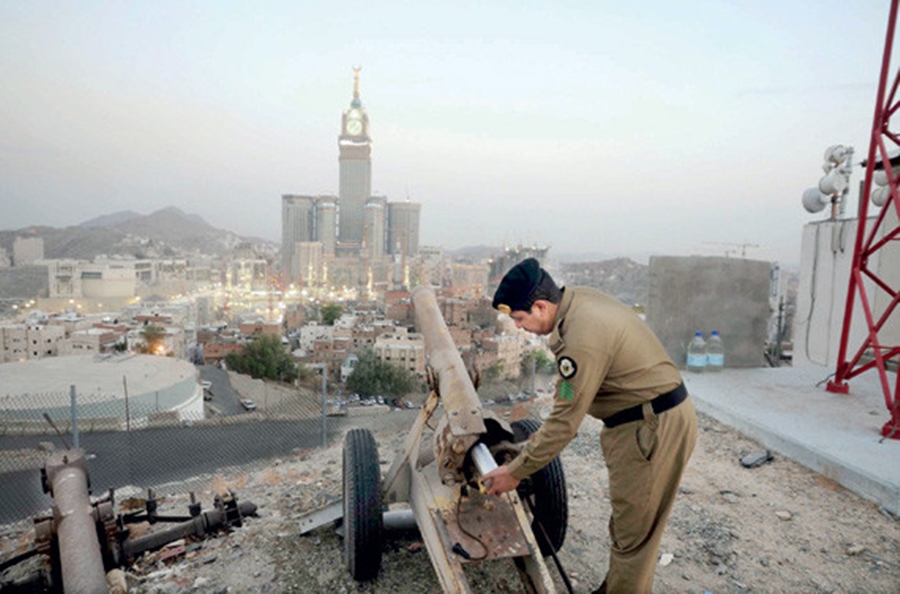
[826,0,900,439]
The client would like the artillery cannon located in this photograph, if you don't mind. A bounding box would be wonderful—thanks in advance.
[303,285,568,592]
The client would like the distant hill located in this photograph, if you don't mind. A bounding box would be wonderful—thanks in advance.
[0,265,49,299]
[111,207,235,254]
[557,257,648,305]
[0,225,128,261]
[446,244,649,305]
[80,210,141,228]
[0,207,262,260]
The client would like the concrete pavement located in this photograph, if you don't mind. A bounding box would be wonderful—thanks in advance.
[682,365,900,516]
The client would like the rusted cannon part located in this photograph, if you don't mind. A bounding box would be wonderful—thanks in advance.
[121,496,257,561]
[43,449,108,594]
[425,364,440,396]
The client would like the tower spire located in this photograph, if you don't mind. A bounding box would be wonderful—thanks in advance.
[352,66,362,106]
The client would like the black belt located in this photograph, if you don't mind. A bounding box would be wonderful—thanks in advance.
[602,383,688,429]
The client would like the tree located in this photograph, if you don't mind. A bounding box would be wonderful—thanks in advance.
[346,350,417,398]
[136,324,167,355]
[482,360,505,383]
[320,304,343,326]
[521,349,555,377]
[225,334,300,383]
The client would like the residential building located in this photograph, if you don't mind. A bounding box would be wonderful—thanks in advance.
[299,323,334,354]
[127,324,186,359]
[0,323,65,362]
[482,333,525,381]
[64,327,125,355]
[238,321,282,338]
[373,326,425,376]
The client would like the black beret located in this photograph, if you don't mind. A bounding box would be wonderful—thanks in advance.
[492,258,545,314]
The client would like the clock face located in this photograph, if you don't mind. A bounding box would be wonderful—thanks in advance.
[347,119,363,135]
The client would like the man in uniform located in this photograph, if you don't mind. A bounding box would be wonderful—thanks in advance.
[482,258,697,594]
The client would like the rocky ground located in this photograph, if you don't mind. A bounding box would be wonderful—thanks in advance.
[2,401,899,593]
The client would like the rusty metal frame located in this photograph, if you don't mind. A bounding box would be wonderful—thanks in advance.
[2,448,257,593]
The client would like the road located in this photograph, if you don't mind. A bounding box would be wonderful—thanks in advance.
[199,364,246,416]
[0,416,354,525]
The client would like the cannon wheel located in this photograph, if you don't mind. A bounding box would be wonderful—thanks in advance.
[511,418,568,556]
[343,428,383,581]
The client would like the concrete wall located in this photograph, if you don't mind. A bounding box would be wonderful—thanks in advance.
[645,255,770,368]
[794,210,900,368]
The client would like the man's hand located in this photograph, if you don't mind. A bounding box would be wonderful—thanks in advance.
[482,465,520,497]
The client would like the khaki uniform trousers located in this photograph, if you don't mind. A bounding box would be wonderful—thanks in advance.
[600,396,697,593]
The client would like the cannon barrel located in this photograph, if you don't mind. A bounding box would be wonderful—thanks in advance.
[44,450,108,594]
[411,285,487,484]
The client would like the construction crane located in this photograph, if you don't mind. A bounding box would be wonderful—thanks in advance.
[702,241,760,258]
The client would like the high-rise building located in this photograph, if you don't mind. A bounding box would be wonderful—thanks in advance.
[280,68,425,295]
[388,201,421,258]
[338,67,372,246]
[315,196,338,257]
[364,196,387,261]
[281,195,315,284]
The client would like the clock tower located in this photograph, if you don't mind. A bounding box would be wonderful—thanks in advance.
[338,67,372,247]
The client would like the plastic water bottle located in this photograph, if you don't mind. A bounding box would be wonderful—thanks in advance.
[686,332,707,373]
[706,331,724,372]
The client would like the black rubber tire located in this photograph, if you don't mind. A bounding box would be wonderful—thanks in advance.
[343,428,383,581]
[511,418,568,556]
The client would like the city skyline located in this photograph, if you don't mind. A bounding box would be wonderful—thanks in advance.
[2,1,897,265]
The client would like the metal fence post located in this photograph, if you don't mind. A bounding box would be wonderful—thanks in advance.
[123,375,130,431]
[69,385,79,450]
[321,363,327,448]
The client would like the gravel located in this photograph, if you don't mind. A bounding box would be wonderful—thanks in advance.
[2,402,899,593]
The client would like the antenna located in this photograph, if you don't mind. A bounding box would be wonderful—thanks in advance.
[802,145,854,218]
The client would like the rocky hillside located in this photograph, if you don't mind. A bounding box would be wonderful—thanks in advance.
[0,207,260,259]
[558,257,648,305]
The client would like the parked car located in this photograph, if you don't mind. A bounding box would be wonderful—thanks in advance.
[201,380,212,390]
[326,398,348,417]
[240,399,257,412]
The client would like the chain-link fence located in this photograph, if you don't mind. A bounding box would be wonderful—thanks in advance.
[0,365,420,526]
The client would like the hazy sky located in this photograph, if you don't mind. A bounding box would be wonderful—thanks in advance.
[1,1,896,265]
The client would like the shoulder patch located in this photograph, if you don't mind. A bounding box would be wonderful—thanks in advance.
[558,356,577,380]
[558,380,575,402]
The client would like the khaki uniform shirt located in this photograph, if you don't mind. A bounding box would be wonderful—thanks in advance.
[507,286,682,479]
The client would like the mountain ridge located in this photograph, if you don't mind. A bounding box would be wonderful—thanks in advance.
[0,207,260,259]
